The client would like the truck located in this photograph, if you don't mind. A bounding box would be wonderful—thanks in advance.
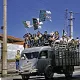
[19,40,80,80]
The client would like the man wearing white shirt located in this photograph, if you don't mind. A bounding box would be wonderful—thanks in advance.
[60,36,68,43]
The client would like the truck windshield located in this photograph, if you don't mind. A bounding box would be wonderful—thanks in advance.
[39,50,48,59]
[22,52,39,59]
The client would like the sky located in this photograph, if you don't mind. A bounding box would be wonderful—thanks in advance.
[0,0,80,39]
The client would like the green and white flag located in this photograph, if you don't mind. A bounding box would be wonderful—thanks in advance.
[23,21,32,28]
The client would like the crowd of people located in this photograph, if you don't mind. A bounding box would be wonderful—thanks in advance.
[23,31,59,48]
[23,31,79,48]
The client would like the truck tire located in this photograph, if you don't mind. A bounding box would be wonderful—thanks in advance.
[65,66,73,78]
[65,73,72,78]
[22,75,29,80]
[44,66,53,79]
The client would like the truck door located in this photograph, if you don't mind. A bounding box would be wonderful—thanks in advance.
[37,50,50,73]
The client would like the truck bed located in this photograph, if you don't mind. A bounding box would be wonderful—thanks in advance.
[54,44,79,66]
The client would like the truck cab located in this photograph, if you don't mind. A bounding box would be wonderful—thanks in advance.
[19,46,54,80]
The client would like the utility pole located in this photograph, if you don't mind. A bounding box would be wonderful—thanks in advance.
[2,0,7,76]
[69,11,74,39]
[64,9,68,36]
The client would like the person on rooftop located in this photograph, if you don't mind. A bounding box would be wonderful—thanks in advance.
[49,32,55,41]
[42,31,50,45]
[49,31,59,42]
[54,31,59,40]
[25,33,31,48]
[34,34,39,46]
[37,31,42,38]
[43,31,51,40]
[37,31,42,46]
[60,36,68,44]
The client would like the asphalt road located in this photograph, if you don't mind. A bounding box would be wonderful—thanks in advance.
[1,70,80,80]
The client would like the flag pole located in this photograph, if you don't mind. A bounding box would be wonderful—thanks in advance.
[25,28,28,33]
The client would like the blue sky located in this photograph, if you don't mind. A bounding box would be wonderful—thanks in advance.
[0,0,80,39]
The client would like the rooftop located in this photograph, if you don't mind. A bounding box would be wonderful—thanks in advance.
[0,34,24,45]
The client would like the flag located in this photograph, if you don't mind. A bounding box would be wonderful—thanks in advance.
[39,10,46,22]
[62,30,67,36]
[39,10,52,22]
[33,18,39,30]
[63,29,65,36]
[23,21,31,28]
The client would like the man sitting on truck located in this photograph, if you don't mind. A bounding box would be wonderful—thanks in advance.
[42,31,51,45]
[54,31,59,40]
[37,31,42,46]
[49,31,59,41]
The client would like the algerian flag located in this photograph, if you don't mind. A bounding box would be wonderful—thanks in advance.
[39,10,52,22]
[39,10,46,22]
[23,21,32,28]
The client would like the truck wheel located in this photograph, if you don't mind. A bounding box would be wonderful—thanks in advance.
[65,73,72,78]
[65,66,73,78]
[22,75,29,80]
[44,66,53,79]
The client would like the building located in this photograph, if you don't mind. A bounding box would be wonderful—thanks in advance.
[0,34,24,45]
[0,34,24,59]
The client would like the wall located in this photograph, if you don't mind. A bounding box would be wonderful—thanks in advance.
[0,43,24,59]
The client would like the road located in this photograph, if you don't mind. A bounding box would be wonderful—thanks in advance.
[1,70,80,80]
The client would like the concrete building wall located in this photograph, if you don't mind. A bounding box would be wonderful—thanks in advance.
[0,43,24,59]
